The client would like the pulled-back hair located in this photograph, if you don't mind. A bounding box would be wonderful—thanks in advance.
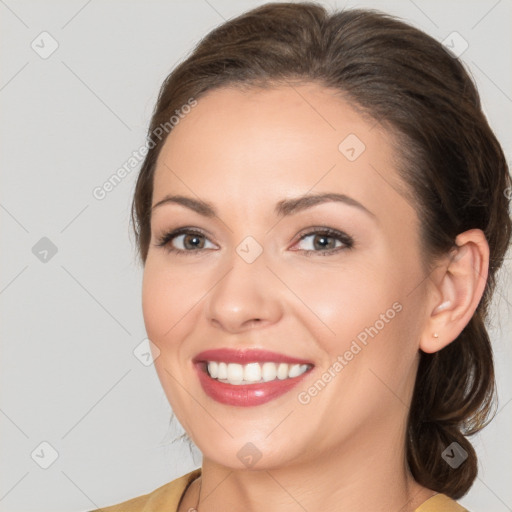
[132,2,511,499]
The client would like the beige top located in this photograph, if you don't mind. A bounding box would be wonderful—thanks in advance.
[89,468,469,511]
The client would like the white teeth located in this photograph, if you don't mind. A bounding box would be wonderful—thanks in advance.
[227,363,244,383]
[288,364,303,378]
[207,361,218,378]
[217,362,228,380]
[205,361,311,384]
[244,362,262,382]
[262,362,277,382]
[277,362,289,380]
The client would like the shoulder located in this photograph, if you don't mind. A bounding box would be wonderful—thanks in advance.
[415,493,470,512]
[87,468,201,512]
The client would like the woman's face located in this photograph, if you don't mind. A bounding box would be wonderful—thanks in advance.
[143,83,431,469]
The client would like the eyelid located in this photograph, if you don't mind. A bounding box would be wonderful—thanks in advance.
[291,227,354,252]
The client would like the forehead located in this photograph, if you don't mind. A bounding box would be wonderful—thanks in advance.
[152,83,414,222]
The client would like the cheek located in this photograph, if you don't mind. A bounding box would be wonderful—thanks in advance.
[142,256,205,343]
[142,259,183,346]
[287,259,423,387]
[277,259,402,347]
[141,261,197,417]
[142,264,164,342]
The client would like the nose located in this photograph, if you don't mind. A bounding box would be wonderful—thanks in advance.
[204,247,284,334]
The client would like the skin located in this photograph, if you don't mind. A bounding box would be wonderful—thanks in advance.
[142,83,489,512]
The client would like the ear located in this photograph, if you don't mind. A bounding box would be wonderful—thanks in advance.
[420,229,489,354]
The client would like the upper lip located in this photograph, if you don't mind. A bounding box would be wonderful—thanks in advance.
[193,348,314,365]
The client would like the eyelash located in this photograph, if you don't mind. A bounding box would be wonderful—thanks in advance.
[155,226,354,257]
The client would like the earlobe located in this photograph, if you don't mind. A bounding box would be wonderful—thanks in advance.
[419,229,489,354]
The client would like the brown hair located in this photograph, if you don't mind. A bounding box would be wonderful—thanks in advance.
[132,2,511,499]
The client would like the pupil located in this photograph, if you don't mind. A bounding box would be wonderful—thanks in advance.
[314,235,333,250]
[185,234,203,249]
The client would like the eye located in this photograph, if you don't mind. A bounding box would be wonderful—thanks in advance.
[155,226,354,256]
[292,228,354,256]
[155,228,216,255]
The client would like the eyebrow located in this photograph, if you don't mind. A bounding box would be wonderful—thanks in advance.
[151,192,375,219]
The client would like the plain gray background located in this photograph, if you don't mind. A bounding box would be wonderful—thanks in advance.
[1,1,510,511]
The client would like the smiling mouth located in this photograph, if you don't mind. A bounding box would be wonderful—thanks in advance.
[202,360,313,385]
[192,348,315,405]
[194,359,314,407]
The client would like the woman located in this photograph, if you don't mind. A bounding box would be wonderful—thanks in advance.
[91,2,511,511]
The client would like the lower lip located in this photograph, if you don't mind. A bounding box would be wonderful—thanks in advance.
[195,363,311,407]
